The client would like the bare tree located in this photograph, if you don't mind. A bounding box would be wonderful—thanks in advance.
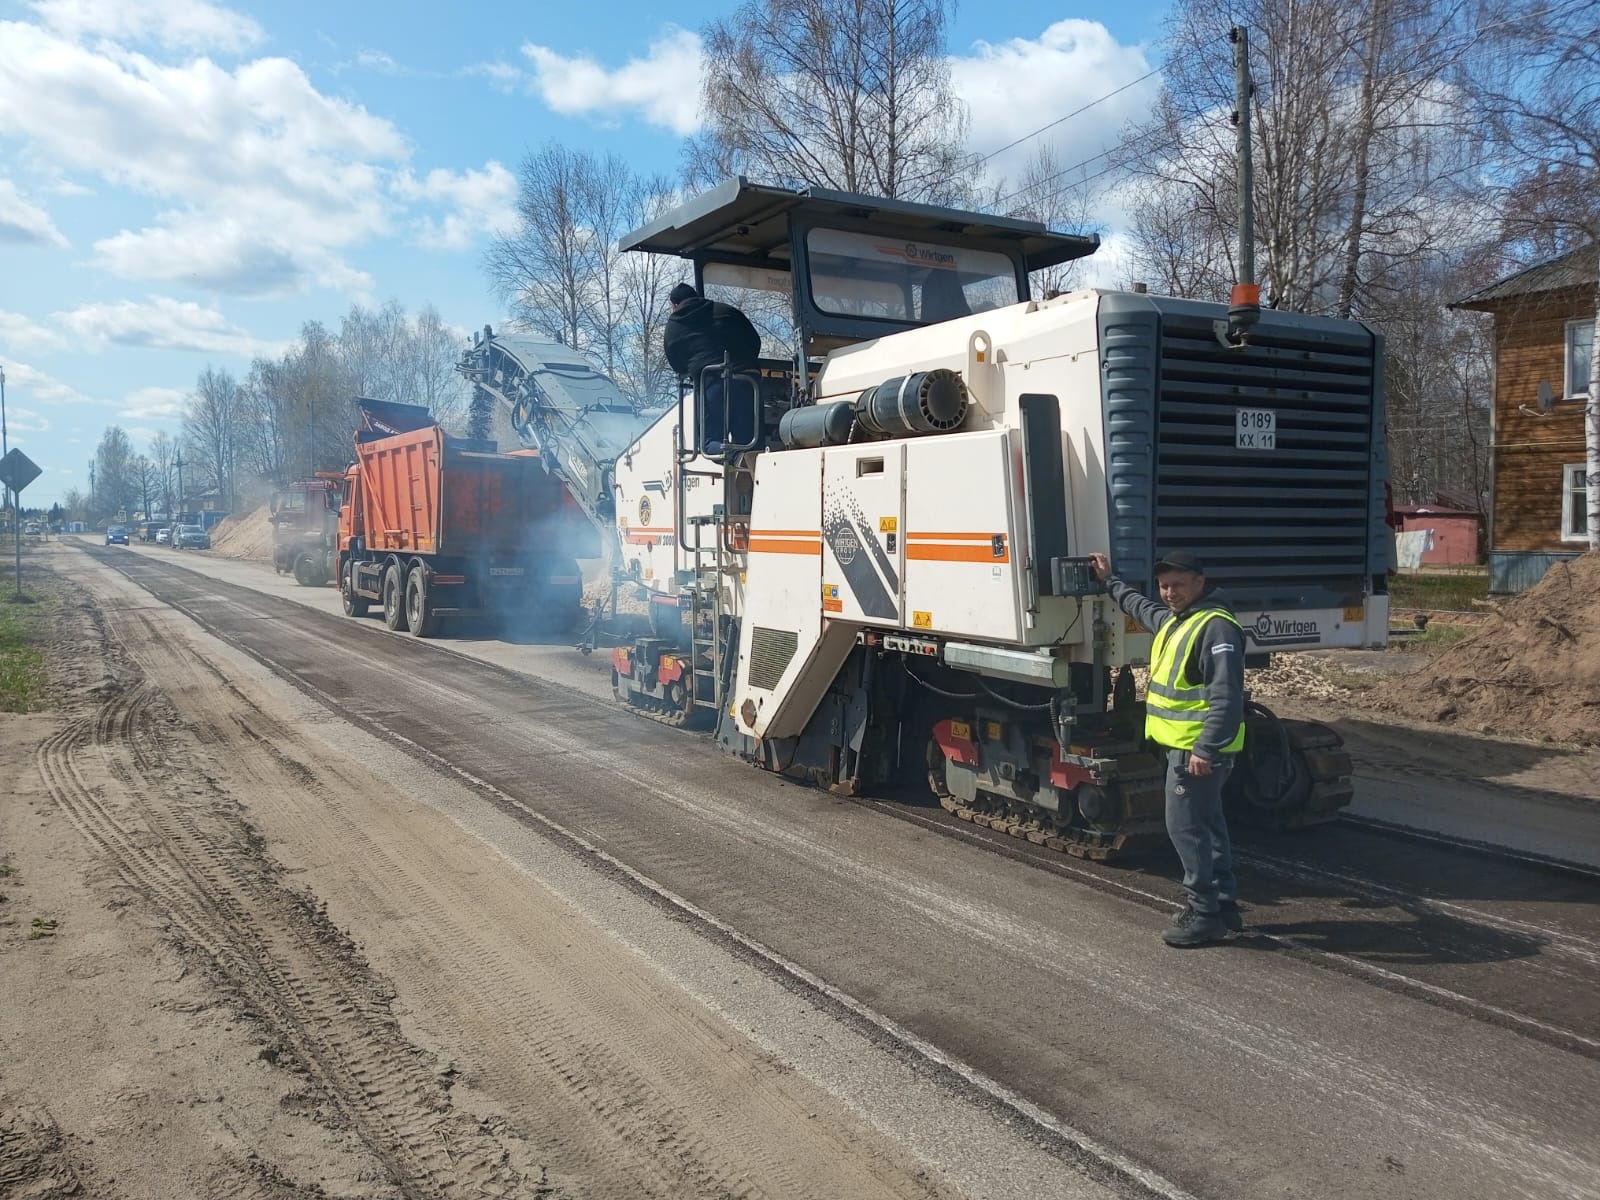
[689,0,973,204]
[1474,0,1600,547]
[485,143,593,351]
[615,175,690,407]
[1121,0,1484,312]
[131,454,159,521]
[999,143,1102,296]
[93,426,136,521]
[410,305,472,433]
[485,150,684,410]
[184,367,242,511]
[149,431,178,519]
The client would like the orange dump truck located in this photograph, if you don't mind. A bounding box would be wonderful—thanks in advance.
[336,399,594,637]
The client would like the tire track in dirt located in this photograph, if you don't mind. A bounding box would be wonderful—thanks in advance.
[65,557,959,1200]
[34,644,543,1199]
[0,1102,105,1200]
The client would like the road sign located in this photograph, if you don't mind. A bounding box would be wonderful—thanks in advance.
[0,448,42,495]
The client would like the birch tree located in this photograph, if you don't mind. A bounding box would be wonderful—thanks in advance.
[689,0,973,205]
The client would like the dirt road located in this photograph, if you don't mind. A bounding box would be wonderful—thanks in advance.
[0,546,1021,1199]
[5,540,1600,1199]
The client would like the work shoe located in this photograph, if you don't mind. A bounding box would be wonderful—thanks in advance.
[1220,900,1244,933]
[1161,906,1229,947]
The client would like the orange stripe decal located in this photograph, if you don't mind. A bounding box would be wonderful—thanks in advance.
[748,538,821,555]
[907,541,1010,563]
[907,531,1003,541]
[747,529,821,538]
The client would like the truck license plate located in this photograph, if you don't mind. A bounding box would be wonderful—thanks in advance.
[1236,408,1276,450]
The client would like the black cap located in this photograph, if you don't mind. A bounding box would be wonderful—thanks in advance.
[669,282,698,304]
[1154,549,1205,574]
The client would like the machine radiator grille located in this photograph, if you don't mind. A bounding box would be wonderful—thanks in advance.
[748,627,799,691]
[1152,312,1382,609]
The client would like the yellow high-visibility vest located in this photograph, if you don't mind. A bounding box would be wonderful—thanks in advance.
[1144,606,1247,752]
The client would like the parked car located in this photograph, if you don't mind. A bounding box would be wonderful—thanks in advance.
[155,527,172,545]
[105,525,129,545]
[175,524,210,550]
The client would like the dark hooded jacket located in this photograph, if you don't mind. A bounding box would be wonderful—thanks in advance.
[1106,577,1246,760]
[664,296,761,384]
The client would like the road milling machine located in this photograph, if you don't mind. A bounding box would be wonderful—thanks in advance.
[469,179,1392,860]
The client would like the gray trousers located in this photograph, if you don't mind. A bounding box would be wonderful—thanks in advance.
[1164,748,1236,915]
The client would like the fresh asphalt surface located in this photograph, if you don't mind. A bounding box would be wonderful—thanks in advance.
[75,541,1600,1200]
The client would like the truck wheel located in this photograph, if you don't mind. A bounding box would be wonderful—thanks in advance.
[294,552,327,587]
[382,564,410,632]
[404,565,441,638]
[341,561,370,617]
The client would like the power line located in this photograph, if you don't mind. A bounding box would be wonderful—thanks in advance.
[977,63,1168,167]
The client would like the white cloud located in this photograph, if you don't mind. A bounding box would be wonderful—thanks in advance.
[0,360,93,406]
[2,297,282,358]
[120,386,188,420]
[951,20,1157,184]
[355,49,400,74]
[6,404,50,435]
[0,178,69,247]
[469,61,524,93]
[29,0,264,53]
[55,296,283,357]
[393,162,518,250]
[0,18,407,296]
[0,309,66,352]
[518,28,704,135]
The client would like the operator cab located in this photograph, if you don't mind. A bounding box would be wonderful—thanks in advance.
[618,178,1100,446]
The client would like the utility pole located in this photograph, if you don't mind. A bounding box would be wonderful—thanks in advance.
[175,449,185,523]
[1231,25,1254,292]
[1222,26,1261,346]
[1,365,10,527]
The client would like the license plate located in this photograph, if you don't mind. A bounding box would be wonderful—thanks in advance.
[1235,408,1277,450]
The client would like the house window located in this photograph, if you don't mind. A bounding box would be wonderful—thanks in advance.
[1564,463,1593,542]
[1568,319,1594,399]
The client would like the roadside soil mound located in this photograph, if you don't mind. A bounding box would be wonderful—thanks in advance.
[208,504,274,563]
[1365,550,1600,745]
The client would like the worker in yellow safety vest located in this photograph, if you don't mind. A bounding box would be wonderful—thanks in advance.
[1089,549,1247,947]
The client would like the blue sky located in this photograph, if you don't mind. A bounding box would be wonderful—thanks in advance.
[0,0,1168,507]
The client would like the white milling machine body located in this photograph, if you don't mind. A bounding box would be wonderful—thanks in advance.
[606,180,1390,858]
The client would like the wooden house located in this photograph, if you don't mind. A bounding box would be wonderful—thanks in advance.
[1454,245,1596,593]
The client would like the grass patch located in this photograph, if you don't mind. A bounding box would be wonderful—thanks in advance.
[1401,623,1473,651]
[1388,570,1489,612]
[0,567,55,712]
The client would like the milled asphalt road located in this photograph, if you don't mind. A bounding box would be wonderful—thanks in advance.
[73,541,1600,1199]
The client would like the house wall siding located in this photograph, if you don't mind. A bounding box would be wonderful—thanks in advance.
[1489,288,1590,552]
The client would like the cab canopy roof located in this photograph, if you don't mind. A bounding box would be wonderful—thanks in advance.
[619,178,1100,351]
[619,178,1099,274]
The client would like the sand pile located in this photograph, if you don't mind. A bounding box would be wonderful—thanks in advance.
[208,505,275,563]
[1366,551,1600,745]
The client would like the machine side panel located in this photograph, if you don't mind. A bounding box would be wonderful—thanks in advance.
[735,450,848,739]
[902,430,1026,642]
[821,444,905,624]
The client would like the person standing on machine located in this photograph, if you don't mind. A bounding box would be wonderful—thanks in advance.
[663,283,762,454]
